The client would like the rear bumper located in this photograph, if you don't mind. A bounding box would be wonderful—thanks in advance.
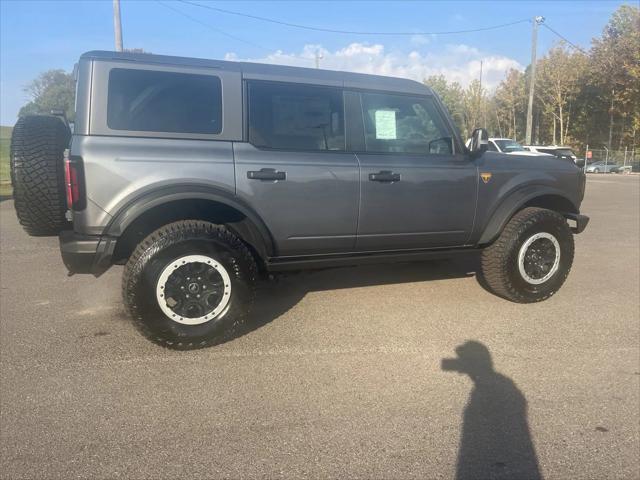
[59,231,116,276]
[564,213,590,234]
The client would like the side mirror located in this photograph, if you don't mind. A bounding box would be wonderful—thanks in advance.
[469,128,489,156]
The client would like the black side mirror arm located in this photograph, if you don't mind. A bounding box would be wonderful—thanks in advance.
[469,128,489,158]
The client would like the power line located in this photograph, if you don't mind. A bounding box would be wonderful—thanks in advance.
[178,0,530,36]
[155,0,272,52]
[541,23,589,54]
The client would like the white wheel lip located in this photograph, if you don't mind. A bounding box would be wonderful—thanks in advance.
[156,254,232,326]
[517,232,561,285]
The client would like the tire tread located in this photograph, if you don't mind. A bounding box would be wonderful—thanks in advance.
[122,220,257,349]
[10,115,70,236]
[480,207,574,303]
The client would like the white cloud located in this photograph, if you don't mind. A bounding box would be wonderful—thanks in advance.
[410,34,431,46]
[225,42,523,91]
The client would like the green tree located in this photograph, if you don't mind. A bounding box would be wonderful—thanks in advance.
[462,79,488,140]
[494,69,526,141]
[424,75,466,135]
[18,69,75,120]
[536,44,588,145]
[589,4,640,149]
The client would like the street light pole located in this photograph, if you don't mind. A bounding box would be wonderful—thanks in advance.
[113,0,123,52]
[525,16,544,146]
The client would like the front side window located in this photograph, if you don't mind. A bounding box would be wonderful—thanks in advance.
[360,93,452,155]
[248,82,345,151]
[107,68,222,134]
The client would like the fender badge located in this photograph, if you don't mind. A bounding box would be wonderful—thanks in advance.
[481,172,492,184]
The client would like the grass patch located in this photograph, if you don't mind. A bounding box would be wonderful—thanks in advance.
[0,125,13,196]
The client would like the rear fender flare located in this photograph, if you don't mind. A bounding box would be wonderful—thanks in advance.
[105,184,275,258]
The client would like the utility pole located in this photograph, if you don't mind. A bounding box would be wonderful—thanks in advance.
[314,50,323,69]
[113,0,123,52]
[525,16,544,145]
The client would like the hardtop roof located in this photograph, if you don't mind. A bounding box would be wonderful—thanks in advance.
[80,50,432,96]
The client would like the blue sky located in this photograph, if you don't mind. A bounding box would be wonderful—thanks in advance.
[0,0,630,125]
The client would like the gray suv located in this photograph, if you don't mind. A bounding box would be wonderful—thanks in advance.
[10,50,589,349]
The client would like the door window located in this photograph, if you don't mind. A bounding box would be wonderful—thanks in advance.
[360,93,453,155]
[248,82,345,151]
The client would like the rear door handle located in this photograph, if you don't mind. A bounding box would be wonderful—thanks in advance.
[369,171,400,183]
[247,168,286,181]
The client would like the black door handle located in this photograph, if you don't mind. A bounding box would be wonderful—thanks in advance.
[369,171,400,183]
[247,168,286,181]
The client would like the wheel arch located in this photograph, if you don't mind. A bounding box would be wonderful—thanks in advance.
[107,185,275,265]
[478,186,579,246]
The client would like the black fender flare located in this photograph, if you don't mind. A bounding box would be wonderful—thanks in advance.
[477,185,579,245]
[104,184,276,259]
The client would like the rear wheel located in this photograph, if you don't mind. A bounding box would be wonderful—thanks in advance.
[10,115,71,235]
[123,220,257,349]
[480,207,574,303]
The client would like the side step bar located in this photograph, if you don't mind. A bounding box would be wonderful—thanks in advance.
[266,247,481,272]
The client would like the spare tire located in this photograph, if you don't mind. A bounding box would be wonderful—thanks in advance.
[10,115,71,236]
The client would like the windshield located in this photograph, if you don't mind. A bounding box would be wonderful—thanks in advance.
[494,139,526,152]
[556,149,575,157]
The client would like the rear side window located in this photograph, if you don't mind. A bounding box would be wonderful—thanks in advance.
[360,93,452,155]
[107,68,222,134]
[248,81,345,151]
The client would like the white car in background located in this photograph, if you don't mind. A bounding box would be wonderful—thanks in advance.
[466,138,554,156]
[524,145,579,164]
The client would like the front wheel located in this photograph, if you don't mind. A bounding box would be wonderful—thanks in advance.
[123,220,257,349]
[480,207,574,303]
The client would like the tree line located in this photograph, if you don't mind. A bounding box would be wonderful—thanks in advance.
[425,5,639,153]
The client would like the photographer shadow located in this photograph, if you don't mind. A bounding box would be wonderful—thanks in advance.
[442,341,542,480]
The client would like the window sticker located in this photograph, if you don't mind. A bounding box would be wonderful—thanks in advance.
[374,110,397,140]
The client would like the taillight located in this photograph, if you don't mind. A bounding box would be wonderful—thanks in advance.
[63,150,85,210]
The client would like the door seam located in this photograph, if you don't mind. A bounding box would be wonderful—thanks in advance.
[354,152,362,249]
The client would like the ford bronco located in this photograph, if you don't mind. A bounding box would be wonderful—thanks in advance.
[10,50,589,349]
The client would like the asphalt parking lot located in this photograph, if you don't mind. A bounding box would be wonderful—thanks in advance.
[1,175,638,479]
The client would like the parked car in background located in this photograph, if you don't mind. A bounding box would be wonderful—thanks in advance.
[585,161,619,173]
[465,138,553,156]
[524,145,579,164]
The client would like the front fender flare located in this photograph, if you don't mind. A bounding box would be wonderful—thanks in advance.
[477,185,578,245]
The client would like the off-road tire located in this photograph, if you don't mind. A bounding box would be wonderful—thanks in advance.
[480,207,574,303]
[10,115,71,235]
[123,220,258,349]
